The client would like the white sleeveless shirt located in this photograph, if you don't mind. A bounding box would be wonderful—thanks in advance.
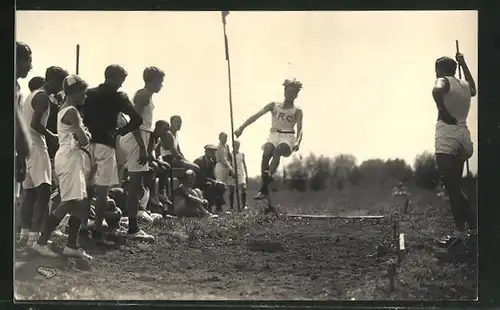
[57,105,80,151]
[271,102,298,132]
[436,76,472,136]
[22,89,50,149]
[232,152,246,179]
[161,131,179,157]
[134,89,154,132]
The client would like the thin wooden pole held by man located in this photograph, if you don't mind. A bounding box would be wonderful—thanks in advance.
[221,11,241,211]
[455,40,470,176]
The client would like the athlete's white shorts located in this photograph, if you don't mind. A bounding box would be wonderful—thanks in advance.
[435,123,473,159]
[86,143,119,187]
[214,163,231,184]
[54,148,88,202]
[264,132,297,150]
[115,135,127,166]
[120,130,151,173]
[23,145,52,189]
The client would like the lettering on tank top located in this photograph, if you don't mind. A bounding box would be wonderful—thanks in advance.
[271,102,297,130]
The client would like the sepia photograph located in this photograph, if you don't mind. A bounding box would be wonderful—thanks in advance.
[14,10,477,301]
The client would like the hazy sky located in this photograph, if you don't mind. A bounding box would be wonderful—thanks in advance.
[16,11,477,177]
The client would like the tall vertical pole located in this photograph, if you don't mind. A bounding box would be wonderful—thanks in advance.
[76,44,80,75]
[221,11,241,211]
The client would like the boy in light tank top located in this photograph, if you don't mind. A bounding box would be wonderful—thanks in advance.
[32,74,92,259]
[432,52,477,253]
[119,66,165,241]
[235,79,304,209]
[227,140,249,210]
[18,66,69,247]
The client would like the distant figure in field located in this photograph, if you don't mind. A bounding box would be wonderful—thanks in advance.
[227,140,249,211]
[235,78,303,212]
[432,52,477,250]
[214,132,232,212]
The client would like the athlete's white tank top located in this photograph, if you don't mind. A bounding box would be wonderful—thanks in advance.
[134,89,154,132]
[22,89,50,149]
[436,76,471,133]
[232,152,246,178]
[57,105,80,151]
[161,131,179,156]
[271,102,298,132]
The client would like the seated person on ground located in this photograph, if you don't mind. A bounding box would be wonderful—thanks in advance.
[156,115,200,198]
[194,144,227,213]
[174,170,218,219]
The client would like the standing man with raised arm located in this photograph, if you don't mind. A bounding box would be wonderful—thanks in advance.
[432,52,477,252]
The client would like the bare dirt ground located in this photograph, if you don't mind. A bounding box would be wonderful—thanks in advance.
[14,186,477,301]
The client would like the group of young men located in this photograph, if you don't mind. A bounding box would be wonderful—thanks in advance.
[14,40,305,261]
[14,38,475,261]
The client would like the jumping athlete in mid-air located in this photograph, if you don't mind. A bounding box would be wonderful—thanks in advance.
[235,78,303,202]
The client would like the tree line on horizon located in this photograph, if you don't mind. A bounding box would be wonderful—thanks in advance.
[247,151,476,192]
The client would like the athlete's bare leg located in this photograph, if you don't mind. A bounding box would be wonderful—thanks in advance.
[255,143,275,199]
[269,143,292,176]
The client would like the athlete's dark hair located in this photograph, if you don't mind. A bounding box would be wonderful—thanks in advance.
[45,66,69,82]
[170,115,182,123]
[283,78,303,91]
[435,57,457,76]
[28,76,45,92]
[143,66,165,83]
[16,41,32,61]
[105,64,128,79]
[155,120,170,129]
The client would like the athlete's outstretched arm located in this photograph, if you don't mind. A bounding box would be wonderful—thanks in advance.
[235,102,274,137]
[117,92,143,136]
[62,108,89,147]
[294,108,303,150]
[30,92,58,143]
[432,78,456,125]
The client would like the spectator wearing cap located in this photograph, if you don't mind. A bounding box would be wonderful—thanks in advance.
[194,144,226,213]
[18,66,69,248]
[81,64,143,245]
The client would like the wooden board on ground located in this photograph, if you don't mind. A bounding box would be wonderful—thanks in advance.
[284,214,384,220]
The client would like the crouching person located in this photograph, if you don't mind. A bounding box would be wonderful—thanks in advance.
[194,144,226,213]
[32,75,92,259]
[175,170,218,219]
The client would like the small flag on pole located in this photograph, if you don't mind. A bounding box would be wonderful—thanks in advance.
[221,11,230,24]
